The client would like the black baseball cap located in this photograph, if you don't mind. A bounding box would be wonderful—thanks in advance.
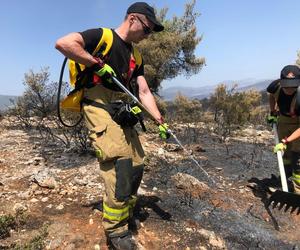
[127,2,164,32]
[280,65,300,87]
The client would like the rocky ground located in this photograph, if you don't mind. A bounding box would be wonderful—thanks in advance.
[0,117,300,249]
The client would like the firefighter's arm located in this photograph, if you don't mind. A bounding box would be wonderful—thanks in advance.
[55,32,98,67]
[268,93,277,113]
[284,128,300,144]
[274,128,300,153]
[266,93,279,124]
[137,76,164,124]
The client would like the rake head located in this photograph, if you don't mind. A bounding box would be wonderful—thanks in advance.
[268,190,300,214]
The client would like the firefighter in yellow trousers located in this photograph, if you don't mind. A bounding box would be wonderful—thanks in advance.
[267,65,300,194]
[55,2,169,249]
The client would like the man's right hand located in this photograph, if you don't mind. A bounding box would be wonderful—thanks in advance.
[266,111,278,124]
[94,63,116,83]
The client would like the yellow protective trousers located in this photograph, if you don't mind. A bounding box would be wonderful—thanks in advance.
[83,85,145,237]
[278,116,300,153]
[278,116,300,188]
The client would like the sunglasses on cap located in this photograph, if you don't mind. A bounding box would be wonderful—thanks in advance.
[135,15,152,35]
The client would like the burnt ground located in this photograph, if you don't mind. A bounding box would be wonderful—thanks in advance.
[0,118,300,249]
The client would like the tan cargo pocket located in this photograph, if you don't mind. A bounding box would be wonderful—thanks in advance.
[90,124,130,162]
[90,124,107,138]
[90,124,109,162]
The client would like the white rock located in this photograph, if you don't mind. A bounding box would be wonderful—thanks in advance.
[30,198,39,203]
[18,191,31,200]
[198,228,226,249]
[94,244,100,250]
[56,204,64,210]
[25,159,35,165]
[41,197,49,202]
[74,177,88,186]
[32,169,58,189]
[157,148,165,155]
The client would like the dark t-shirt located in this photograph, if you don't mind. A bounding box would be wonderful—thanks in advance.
[267,81,296,116]
[80,28,144,91]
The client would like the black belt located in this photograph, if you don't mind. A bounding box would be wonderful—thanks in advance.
[82,98,146,131]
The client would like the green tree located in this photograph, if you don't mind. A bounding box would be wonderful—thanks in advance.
[136,0,205,92]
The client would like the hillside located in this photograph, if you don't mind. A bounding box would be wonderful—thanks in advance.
[1,117,300,249]
[160,79,272,100]
[0,95,18,111]
[0,79,271,109]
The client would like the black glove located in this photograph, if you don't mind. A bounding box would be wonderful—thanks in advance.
[266,111,279,124]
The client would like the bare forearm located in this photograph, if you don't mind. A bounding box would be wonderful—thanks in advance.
[55,32,97,67]
[268,94,276,112]
[138,77,163,124]
[286,128,300,143]
[140,93,163,123]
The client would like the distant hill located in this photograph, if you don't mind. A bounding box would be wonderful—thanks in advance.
[0,95,18,111]
[159,85,214,100]
[160,79,272,100]
[237,79,271,92]
[1,79,272,110]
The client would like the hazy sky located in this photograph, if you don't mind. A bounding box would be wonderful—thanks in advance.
[1,0,300,95]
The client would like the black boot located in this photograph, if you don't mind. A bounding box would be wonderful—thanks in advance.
[109,233,137,250]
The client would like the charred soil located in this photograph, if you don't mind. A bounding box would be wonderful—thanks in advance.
[0,119,299,249]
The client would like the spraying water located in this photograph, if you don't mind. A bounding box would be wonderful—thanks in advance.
[168,129,216,186]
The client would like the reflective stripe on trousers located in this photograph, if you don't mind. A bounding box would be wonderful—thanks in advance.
[292,172,300,185]
[103,202,129,222]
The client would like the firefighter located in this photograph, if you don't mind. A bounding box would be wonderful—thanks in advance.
[267,65,300,193]
[55,2,169,249]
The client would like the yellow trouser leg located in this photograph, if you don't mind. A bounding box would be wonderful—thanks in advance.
[100,160,131,237]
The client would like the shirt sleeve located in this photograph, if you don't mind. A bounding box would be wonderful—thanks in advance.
[80,28,103,54]
[266,79,280,94]
[133,59,144,77]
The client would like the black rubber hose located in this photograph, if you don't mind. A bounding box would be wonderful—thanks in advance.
[56,57,83,127]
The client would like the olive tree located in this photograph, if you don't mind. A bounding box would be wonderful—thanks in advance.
[136,0,205,92]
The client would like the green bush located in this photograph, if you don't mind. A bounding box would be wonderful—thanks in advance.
[0,214,16,239]
[8,68,90,153]
[207,84,262,138]
[166,93,202,123]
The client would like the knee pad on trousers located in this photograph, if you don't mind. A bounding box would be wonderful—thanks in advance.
[115,158,133,202]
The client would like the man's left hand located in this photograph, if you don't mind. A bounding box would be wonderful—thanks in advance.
[273,142,287,153]
[267,111,279,124]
